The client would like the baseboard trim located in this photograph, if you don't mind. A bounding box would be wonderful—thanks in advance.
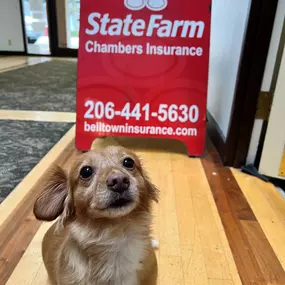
[206,111,226,162]
[268,176,285,190]
[0,51,26,56]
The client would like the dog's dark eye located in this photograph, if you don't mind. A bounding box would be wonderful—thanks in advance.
[123,158,135,169]
[80,166,93,179]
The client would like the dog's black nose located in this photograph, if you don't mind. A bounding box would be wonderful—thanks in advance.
[107,173,130,193]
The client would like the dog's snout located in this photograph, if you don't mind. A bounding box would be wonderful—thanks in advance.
[107,173,130,193]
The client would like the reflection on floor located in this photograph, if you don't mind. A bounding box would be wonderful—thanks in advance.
[0,56,285,285]
[27,36,79,55]
[28,41,50,55]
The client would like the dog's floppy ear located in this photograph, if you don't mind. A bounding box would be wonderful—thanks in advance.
[143,171,159,203]
[33,166,69,221]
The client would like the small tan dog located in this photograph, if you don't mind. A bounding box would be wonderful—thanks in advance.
[33,146,159,285]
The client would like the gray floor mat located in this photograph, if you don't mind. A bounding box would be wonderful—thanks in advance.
[0,120,73,202]
[0,61,77,112]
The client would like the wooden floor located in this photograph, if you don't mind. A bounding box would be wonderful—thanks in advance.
[1,56,285,285]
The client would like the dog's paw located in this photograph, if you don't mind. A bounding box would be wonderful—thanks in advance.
[151,239,159,249]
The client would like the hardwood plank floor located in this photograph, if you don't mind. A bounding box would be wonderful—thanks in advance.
[1,56,285,285]
[201,140,285,284]
[0,110,76,122]
[0,56,50,73]
[232,169,285,270]
[5,222,54,285]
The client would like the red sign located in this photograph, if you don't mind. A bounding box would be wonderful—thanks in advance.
[76,0,211,156]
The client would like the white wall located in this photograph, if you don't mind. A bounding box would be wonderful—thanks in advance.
[0,0,25,51]
[207,0,252,137]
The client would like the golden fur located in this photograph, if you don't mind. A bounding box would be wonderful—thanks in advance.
[33,146,158,285]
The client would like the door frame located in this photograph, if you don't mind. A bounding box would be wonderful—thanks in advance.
[46,0,78,57]
[255,17,285,169]
[207,0,279,167]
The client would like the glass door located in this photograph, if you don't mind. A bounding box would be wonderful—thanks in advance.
[22,0,50,55]
[65,0,80,49]
[47,0,79,57]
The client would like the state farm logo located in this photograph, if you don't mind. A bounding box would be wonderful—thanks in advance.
[124,0,168,11]
[85,0,205,39]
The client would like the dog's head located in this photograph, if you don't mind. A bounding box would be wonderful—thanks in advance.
[33,146,158,224]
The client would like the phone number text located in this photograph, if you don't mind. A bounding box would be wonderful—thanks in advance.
[84,101,199,123]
